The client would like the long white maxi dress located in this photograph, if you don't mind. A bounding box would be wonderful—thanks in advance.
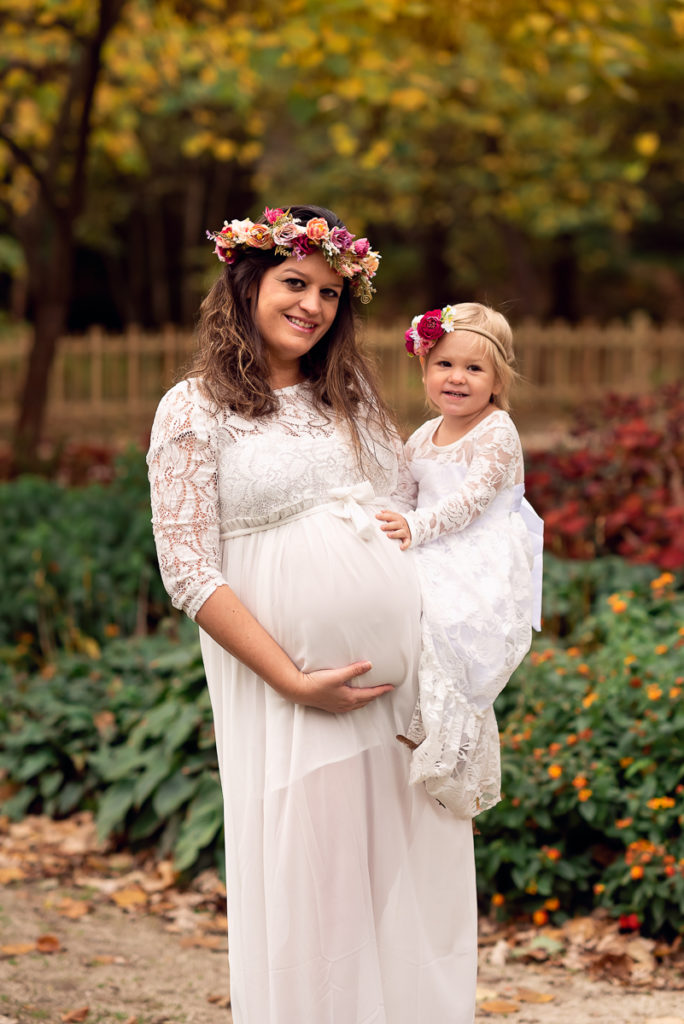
[147,379,478,1024]
[402,410,544,820]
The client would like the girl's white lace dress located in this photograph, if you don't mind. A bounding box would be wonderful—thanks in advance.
[403,410,543,819]
[147,379,478,1024]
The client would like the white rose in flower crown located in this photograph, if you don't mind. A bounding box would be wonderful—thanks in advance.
[229,219,254,244]
[272,220,303,245]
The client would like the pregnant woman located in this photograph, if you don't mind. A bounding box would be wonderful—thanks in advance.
[147,205,477,1023]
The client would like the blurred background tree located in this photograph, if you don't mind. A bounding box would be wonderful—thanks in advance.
[1,0,682,463]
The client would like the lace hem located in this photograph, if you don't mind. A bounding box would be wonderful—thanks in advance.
[405,630,503,820]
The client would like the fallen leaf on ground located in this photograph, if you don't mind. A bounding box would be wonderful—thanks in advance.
[207,994,231,1008]
[57,897,91,919]
[60,1008,89,1023]
[37,934,61,953]
[180,932,226,950]
[1,942,36,956]
[111,886,147,909]
[479,1000,520,1014]
[514,987,555,1003]
[0,867,26,884]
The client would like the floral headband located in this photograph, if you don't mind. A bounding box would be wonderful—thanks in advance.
[206,207,380,303]
[405,306,511,362]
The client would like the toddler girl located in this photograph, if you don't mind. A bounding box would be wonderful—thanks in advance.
[377,302,543,818]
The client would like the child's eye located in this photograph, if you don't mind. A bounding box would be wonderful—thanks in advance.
[468,364,483,372]
[436,360,452,368]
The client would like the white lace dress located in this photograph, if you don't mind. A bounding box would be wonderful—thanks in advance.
[147,379,478,1024]
[403,410,543,819]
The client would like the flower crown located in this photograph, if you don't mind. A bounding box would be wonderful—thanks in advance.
[404,305,511,361]
[206,207,380,304]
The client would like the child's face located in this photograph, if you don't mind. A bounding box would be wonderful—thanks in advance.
[423,332,500,432]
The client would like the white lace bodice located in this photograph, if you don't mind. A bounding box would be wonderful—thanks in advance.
[147,379,415,619]
[403,410,524,548]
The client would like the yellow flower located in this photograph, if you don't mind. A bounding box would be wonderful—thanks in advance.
[670,687,682,699]
[650,573,674,589]
[623,654,637,666]
[578,788,593,802]
[647,684,663,700]
[548,764,563,779]
[611,599,627,613]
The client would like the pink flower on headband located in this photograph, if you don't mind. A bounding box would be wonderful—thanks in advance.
[405,331,416,354]
[353,238,370,257]
[330,226,354,250]
[264,207,284,224]
[416,310,445,342]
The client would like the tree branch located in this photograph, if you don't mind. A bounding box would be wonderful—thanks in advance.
[0,127,59,216]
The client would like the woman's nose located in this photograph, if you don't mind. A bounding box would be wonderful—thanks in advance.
[298,287,322,316]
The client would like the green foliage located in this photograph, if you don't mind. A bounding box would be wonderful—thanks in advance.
[0,449,170,660]
[479,565,684,936]
[0,620,223,876]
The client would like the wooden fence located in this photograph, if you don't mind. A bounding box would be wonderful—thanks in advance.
[1,318,683,444]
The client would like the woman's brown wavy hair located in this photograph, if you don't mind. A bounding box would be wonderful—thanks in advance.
[186,204,397,467]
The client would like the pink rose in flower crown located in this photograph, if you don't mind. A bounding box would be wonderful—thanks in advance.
[247,223,275,248]
[272,220,302,245]
[416,310,445,342]
[405,330,417,355]
[329,226,354,251]
[293,236,316,259]
[352,238,370,257]
[306,217,330,241]
[264,207,285,224]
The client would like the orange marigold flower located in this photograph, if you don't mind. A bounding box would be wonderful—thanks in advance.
[578,788,593,802]
[533,748,544,759]
[578,663,591,676]
[491,893,505,907]
[623,654,637,666]
[526,881,538,894]
[573,775,588,788]
[532,909,549,926]
[679,627,684,636]
[104,623,120,638]
[566,734,578,746]
[671,687,682,699]
[610,598,627,613]
[544,897,560,912]
[665,865,676,877]
[548,742,562,754]
[647,684,663,700]
[566,646,581,657]
[594,883,605,894]
[620,757,634,768]
[630,865,645,879]
[654,644,668,655]
[548,764,563,780]
[578,728,593,741]
[650,573,675,589]
[555,667,567,676]
[582,692,598,708]
[544,847,562,861]
[616,818,633,829]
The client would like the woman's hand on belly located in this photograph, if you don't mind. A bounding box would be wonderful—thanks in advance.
[291,661,395,714]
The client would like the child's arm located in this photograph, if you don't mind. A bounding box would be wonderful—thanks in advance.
[403,416,521,548]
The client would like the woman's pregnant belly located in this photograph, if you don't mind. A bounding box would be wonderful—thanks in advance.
[221,509,421,688]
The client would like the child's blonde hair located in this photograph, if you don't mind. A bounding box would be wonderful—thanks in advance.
[423,302,517,412]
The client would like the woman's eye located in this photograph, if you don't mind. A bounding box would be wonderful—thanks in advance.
[322,289,341,300]
[284,277,305,288]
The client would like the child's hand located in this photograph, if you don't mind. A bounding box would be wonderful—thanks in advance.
[376,510,412,550]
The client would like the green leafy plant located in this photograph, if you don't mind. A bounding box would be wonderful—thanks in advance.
[0,621,223,875]
[479,567,684,936]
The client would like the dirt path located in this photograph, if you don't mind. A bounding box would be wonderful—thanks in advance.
[1,816,683,1024]
[2,879,684,1024]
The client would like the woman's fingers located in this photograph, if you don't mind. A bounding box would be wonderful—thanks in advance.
[301,662,394,714]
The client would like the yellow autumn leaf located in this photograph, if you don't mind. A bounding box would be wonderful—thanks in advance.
[634,132,660,157]
[479,999,521,1014]
[329,123,358,158]
[391,87,427,112]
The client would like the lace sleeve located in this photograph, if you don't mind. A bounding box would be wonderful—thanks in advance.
[404,416,522,548]
[390,431,417,512]
[147,381,228,620]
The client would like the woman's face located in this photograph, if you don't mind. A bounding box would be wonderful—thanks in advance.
[250,251,343,388]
